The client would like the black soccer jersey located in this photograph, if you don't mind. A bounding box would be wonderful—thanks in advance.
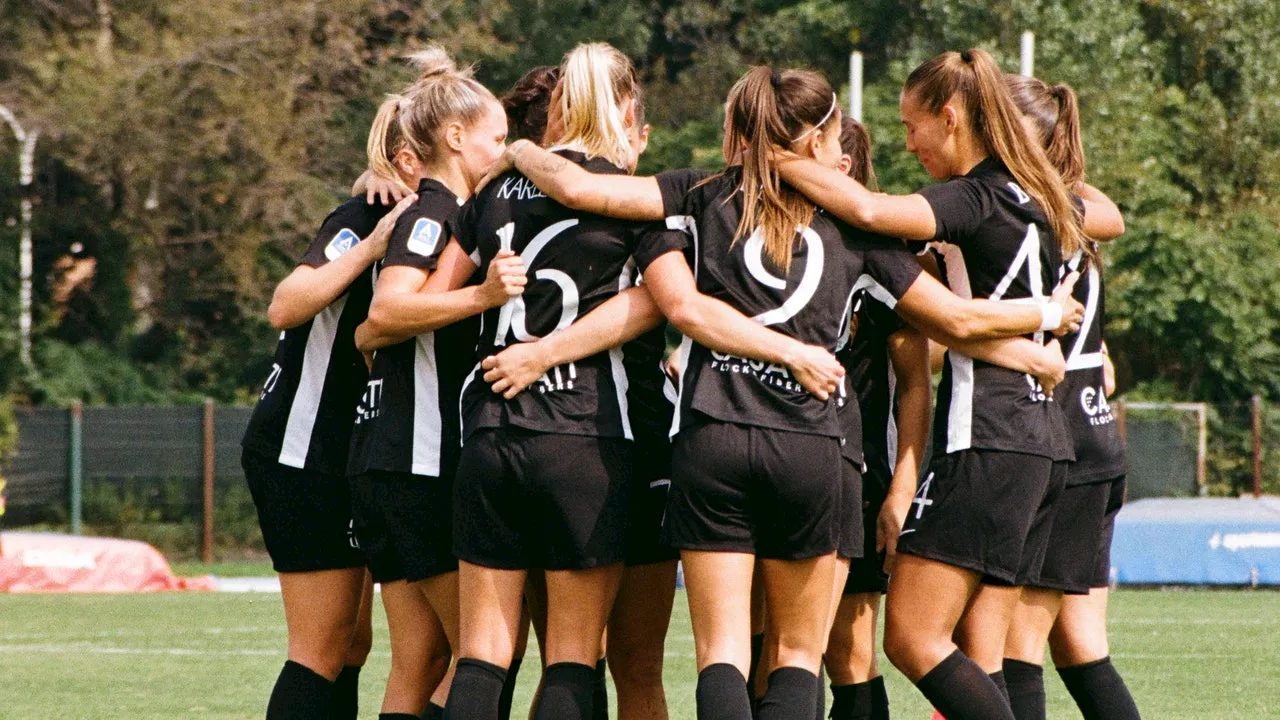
[242,198,388,475]
[919,157,1073,461]
[656,167,923,441]
[837,292,908,475]
[1054,248,1125,484]
[456,150,683,441]
[347,178,477,479]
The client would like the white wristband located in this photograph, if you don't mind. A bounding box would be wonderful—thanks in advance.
[1039,303,1063,332]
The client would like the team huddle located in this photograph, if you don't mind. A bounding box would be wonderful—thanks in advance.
[240,40,1140,720]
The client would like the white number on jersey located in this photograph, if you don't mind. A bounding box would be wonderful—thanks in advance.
[990,223,1048,402]
[746,225,825,327]
[260,363,283,400]
[1063,251,1103,371]
[493,219,582,347]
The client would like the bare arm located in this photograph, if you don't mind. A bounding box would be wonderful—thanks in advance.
[268,194,416,330]
[895,271,1083,342]
[1077,182,1124,241]
[481,285,665,399]
[878,327,932,567]
[478,139,667,221]
[642,250,844,399]
[934,336,1066,394]
[776,156,939,241]
[355,244,526,351]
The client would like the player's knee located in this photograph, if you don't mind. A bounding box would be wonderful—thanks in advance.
[1048,624,1108,667]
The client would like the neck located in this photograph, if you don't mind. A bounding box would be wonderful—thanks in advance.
[952,132,989,176]
[423,158,471,201]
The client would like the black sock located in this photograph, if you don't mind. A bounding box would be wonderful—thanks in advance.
[378,714,419,720]
[758,666,819,720]
[988,670,1009,703]
[814,664,826,720]
[422,705,446,720]
[748,634,765,713]
[697,663,753,720]
[1003,659,1045,720]
[914,650,1014,720]
[533,661,596,720]
[444,658,507,720]
[266,660,332,720]
[1057,657,1142,720]
[829,679,875,720]
[868,676,889,720]
[499,657,523,720]
[593,658,610,720]
[331,665,361,720]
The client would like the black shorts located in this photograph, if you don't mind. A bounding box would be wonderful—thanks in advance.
[241,449,364,574]
[844,466,890,595]
[663,420,840,560]
[453,427,632,571]
[897,449,1061,585]
[836,458,866,561]
[349,471,456,584]
[625,432,679,567]
[1034,475,1126,594]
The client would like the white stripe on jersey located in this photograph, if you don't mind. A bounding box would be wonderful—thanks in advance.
[411,332,443,476]
[885,358,899,472]
[277,297,347,469]
[668,335,694,438]
[459,362,481,446]
[935,243,976,453]
[611,259,636,440]
[665,215,699,279]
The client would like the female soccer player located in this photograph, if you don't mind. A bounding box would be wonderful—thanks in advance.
[761,50,1132,720]
[345,48,518,720]
[239,99,418,720]
[998,75,1141,720]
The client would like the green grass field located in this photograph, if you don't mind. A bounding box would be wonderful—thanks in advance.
[1,588,1277,719]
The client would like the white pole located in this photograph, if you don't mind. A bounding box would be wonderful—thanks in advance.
[0,105,37,371]
[849,51,863,123]
[1020,31,1036,77]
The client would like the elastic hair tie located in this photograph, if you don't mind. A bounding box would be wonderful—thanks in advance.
[769,70,782,89]
[791,92,839,143]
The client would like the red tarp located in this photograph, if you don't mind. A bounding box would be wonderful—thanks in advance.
[0,532,216,593]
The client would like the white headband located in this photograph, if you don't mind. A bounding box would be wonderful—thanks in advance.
[791,93,839,143]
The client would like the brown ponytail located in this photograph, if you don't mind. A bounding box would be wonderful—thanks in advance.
[725,66,840,271]
[838,117,878,189]
[905,50,1086,257]
[502,65,560,143]
[1005,74,1085,188]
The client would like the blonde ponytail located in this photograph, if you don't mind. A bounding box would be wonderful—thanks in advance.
[366,95,413,195]
[555,42,638,169]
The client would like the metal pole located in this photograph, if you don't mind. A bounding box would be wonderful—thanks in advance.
[1020,31,1036,77]
[201,398,215,563]
[849,51,864,123]
[1252,395,1263,499]
[69,401,83,535]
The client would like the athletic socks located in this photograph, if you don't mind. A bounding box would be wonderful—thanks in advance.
[444,657,507,720]
[499,657,523,720]
[1003,659,1045,720]
[533,661,597,720]
[758,667,819,720]
[829,676,888,720]
[1057,656,1142,720]
[914,650,1015,720]
[378,714,419,720]
[697,663,753,720]
[988,670,1009,703]
[265,660,332,720]
[593,658,610,720]
[331,665,361,720]
[422,705,446,720]
[814,664,826,720]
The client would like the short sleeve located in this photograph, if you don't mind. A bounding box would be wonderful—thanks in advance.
[860,294,908,338]
[655,168,710,218]
[917,177,992,245]
[860,243,924,306]
[632,224,690,273]
[298,200,385,268]
[452,200,482,267]
[382,201,452,272]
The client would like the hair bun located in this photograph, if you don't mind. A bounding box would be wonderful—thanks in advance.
[405,45,474,81]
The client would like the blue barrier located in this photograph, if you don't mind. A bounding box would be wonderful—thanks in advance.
[1112,497,1280,585]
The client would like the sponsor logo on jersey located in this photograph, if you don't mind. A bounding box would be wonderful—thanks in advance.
[1080,385,1115,426]
[324,228,361,261]
[709,350,804,393]
[354,379,384,424]
[407,218,443,257]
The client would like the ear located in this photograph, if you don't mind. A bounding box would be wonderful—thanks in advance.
[445,120,466,153]
[636,123,651,155]
[622,97,637,129]
[838,153,853,176]
[803,128,823,160]
[941,103,961,134]
[393,147,419,177]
